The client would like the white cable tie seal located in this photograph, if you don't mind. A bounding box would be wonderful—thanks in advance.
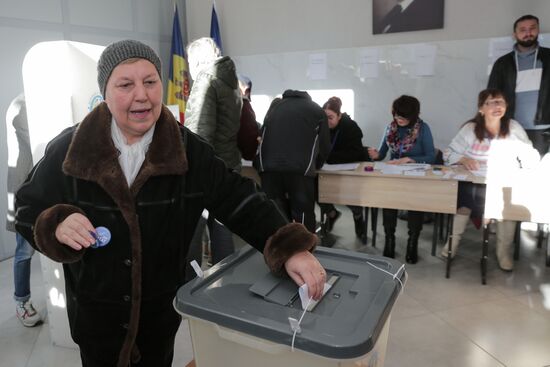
[366,261,405,294]
[190,260,204,278]
[289,296,312,352]
[288,317,301,334]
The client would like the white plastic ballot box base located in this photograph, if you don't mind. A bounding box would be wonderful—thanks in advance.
[188,315,390,367]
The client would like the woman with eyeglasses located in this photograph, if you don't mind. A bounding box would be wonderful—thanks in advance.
[368,95,435,263]
[442,88,538,271]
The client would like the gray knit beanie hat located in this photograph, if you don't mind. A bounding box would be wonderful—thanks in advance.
[97,39,162,97]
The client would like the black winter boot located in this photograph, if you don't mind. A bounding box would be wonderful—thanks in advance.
[383,228,396,258]
[353,214,366,243]
[406,231,420,264]
[324,209,341,233]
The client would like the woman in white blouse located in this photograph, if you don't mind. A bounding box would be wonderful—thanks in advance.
[442,88,539,271]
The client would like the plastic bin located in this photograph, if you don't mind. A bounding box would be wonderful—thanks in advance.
[175,246,406,367]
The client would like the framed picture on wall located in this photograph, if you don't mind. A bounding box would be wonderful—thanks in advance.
[373,0,444,34]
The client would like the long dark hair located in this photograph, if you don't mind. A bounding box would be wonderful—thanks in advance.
[467,88,510,142]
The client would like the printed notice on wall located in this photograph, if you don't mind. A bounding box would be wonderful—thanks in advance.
[359,48,379,79]
[308,53,327,80]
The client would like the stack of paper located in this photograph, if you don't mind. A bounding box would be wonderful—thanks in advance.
[374,162,430,175]
[321,163,360,171]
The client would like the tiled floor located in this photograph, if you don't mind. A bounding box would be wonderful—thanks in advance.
[1,209,549,367]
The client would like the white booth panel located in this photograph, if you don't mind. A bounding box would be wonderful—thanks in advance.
[23,40,105,348]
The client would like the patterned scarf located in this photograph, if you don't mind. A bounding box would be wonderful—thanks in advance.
[386,119,421,155]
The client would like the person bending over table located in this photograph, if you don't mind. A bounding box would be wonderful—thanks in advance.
[368,95,435,263]
[318,96,368,241]
[443,88,539,271]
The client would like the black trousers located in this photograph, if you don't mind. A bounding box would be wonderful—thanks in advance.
[383,209,423,233]
[78,302,181,367]
[260,172,316,232]
[526,128,550,157]
[457,181,486,218]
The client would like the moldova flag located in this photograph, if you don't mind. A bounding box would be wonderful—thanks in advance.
[167,5,190,124]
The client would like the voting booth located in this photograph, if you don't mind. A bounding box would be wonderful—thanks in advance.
[176,246,405,367]
[22,40,105,348]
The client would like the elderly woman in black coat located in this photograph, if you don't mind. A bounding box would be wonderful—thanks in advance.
[15,40,326,367]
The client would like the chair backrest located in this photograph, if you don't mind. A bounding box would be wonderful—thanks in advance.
[362,146,373,162]
[434,148,444,165]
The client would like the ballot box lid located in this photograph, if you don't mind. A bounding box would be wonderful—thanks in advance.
[175,246,406,359]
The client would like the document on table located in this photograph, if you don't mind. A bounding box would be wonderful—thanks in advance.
[452,174,469,181]
[404,170,426,176]
[321,163,360,171]
[470,167,488,177]
[378,164,403,175]
[374,162,430,175]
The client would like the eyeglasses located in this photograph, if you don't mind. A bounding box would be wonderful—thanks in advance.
[484,99,506,107]
[393,114,409,121]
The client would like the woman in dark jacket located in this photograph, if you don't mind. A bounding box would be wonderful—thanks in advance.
[185,37,242,268]
[237,74,260,160]
[14,40,326,367]
[368,95,435,263]
[319,97,367,241]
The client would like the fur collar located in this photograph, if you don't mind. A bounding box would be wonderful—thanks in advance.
[63,102,188,203]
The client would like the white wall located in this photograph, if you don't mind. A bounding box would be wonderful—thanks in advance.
[184,0,550,148]
[0,0,187,260]
[1,1,549,259]
[185,0,548,56]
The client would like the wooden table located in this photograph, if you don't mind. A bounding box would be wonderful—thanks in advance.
[318,163,460,214]
[244,160,548,281]
[318,162,478,277]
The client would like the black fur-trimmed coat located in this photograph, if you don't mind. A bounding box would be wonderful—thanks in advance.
[15,102,317,367]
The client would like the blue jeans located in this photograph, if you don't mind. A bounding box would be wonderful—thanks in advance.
[13,233,35,302]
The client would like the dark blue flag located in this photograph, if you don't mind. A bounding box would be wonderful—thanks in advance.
[210,3,223,55]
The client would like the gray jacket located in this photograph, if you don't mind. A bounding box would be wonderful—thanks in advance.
[185,56,243,171]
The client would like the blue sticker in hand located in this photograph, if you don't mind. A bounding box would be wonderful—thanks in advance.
[90,226,111,248]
